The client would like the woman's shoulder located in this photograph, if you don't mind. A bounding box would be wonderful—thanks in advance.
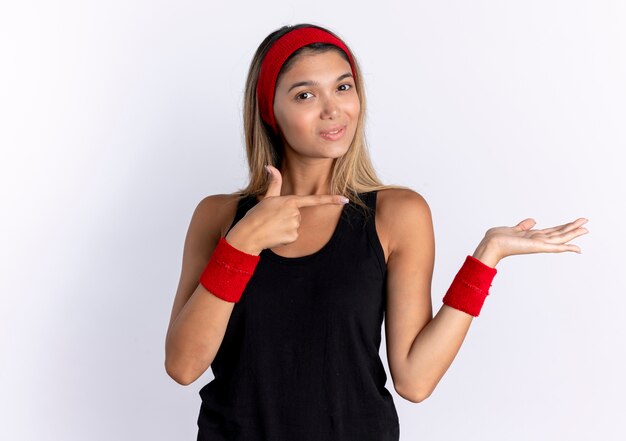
[375,187,433,257]
[193,192,246,238]
[197,192,243,207]
[376,187,430,212]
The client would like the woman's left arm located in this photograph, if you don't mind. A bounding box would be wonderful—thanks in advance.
[382,189,589,403]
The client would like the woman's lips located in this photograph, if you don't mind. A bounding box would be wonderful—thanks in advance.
[319,125,346,141]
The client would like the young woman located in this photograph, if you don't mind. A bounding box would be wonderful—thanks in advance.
[164,23,589,441]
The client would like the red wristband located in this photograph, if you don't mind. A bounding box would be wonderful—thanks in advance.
[199,237,261,303]
[442,255,498,317]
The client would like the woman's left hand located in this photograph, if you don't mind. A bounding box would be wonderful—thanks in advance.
[478,217,589,265]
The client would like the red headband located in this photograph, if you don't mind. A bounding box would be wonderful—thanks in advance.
[256,27,357,134]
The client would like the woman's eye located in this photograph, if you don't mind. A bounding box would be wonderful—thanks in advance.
[296,92,313,101]
[295,84,353,101]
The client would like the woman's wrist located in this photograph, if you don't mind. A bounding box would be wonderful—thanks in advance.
[442,251,499,317]
[199,236,261,303]
[472,239,500,268]
[225,227,262,256]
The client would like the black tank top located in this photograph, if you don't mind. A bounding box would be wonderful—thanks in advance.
[197,190,400,441]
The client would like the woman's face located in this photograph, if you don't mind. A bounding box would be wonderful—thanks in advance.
[272,49,360,161]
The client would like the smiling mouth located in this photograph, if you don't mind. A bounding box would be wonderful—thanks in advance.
[319,125,346,140]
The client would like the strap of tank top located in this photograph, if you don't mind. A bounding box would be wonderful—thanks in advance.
[363,190,387,276]
[225,194,252,237]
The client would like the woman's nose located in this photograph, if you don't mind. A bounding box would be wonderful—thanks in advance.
[320,95,340,118]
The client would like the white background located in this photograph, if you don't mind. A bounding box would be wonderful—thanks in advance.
[1,1,624,440]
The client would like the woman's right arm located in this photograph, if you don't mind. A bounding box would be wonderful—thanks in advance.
[164,194,253,386]
[164,168,351,385]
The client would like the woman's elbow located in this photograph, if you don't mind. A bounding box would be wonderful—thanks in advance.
[164,358,199,386]
[394,382,434,403]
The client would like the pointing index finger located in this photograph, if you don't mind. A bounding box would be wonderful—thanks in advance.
[294,194,349,208]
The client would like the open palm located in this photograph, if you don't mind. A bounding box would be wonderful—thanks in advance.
[486,217,589,260]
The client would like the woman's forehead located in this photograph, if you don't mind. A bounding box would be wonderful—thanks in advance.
[276,51,352,88]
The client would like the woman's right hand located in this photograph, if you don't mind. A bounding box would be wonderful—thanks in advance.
[224,165,349,255]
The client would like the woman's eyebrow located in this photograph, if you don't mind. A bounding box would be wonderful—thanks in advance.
[287,72,353,92]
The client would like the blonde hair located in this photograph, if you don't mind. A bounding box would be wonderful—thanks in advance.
[234,23,409,211]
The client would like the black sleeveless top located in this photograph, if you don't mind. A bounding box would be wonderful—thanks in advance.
[197,190,400,441]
